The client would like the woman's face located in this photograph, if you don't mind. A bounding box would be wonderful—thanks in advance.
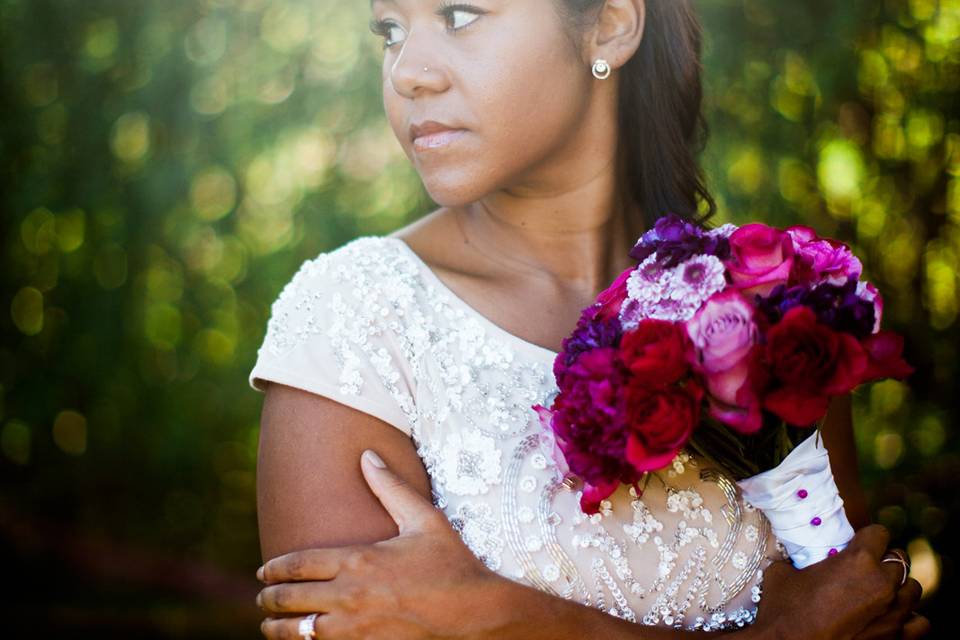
[370,0,600,206]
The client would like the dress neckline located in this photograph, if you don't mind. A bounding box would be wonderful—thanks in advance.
[386,236,561,362]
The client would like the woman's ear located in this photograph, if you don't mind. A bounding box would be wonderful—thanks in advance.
[589,0,646,71]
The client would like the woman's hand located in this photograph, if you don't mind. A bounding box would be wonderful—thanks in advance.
[749,524,930,640]
[254,451,933,640]
[255,449,510,640]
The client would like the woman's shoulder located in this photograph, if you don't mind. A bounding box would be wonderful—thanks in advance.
[251,234,423,434]
[276,235,415,300]
[259,235,432,356]
[290,234,406,280]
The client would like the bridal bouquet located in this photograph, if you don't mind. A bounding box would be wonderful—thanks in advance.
[532,214,913,568]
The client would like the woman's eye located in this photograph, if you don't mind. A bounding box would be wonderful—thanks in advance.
[368,5,483,50]
[383,23,405,47]
[446,9,480,32]
[368,19,405,49]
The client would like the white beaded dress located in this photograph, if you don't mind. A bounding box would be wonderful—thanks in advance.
[248,236,786,632]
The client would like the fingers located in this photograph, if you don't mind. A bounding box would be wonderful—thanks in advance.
[257,580,340,614]
[885,578,923,628]
[902,613,932,640]
[260,548,344,584]
[261,613,331,640]
[851,579,926,640]
[360,449,445,535]
[896,578,922,610]
[847,523,891,561]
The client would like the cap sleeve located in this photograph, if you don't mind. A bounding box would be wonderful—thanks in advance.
[248,240,418,436]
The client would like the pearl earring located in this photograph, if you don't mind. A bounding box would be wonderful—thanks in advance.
[592,58,610,80]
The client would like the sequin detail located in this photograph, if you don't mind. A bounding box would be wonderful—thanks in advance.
[251,236,783,632]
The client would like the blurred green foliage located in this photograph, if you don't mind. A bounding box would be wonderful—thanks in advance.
[1,0,956,636]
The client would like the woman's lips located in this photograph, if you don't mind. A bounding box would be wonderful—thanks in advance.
[412,129,466,152]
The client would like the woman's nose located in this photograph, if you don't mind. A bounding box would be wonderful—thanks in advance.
[388,30,449,98]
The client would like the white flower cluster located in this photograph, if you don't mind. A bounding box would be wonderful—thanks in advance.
[620,252,728,328]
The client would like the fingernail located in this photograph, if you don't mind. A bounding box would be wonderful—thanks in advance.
[256,591,263,607]
[256,565,265,581]
[364,449,386,468]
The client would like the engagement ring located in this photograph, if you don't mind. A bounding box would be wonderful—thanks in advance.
[298,612,318,639]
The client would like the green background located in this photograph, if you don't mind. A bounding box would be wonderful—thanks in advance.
[1,0,956,636]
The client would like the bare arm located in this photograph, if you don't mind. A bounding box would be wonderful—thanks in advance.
[257,382,740,638]
[255,381,726,638]
[256,382,432,560]
[256,384,908,640]
[819,393,871,530]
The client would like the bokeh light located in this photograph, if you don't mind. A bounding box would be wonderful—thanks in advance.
[1,0,955,635]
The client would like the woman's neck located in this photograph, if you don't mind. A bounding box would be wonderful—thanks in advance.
[459,187,643,295]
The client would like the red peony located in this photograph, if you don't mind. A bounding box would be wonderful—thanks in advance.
[761,306,868,426]
[542,347,643,514]
[619,319,690,386]
[623,378,703,473]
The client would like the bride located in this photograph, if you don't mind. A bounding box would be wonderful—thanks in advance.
[248,1,930,638]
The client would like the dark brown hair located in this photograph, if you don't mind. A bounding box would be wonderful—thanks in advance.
[555,0,716,229]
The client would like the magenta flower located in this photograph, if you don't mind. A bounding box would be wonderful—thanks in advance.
[533,212,913,518]
[787,225,862,286]
[540,348,642,513]
[726,223,795,297]
[595,265,634,322]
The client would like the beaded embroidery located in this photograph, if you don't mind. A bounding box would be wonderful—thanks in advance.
[252,236,786,631]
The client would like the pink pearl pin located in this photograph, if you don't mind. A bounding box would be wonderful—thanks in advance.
[797,489,808,499]
[811,517,822,526]
[828,548,838,556]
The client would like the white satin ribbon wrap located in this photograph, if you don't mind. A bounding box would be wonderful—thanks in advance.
[735,433,855,569]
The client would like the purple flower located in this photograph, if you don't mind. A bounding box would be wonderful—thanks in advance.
[629,213,732,269]
[554,307,622,379]
[757,278,876,339]
[621,254,727,325]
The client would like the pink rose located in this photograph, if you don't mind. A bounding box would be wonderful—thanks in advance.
[725,223,796,297]
[709,345,767,434]
[786,225,862,286]
[685,289,762,432]
[686,289,758,375]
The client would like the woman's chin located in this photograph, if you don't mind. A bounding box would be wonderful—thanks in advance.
[419,172,491,207]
